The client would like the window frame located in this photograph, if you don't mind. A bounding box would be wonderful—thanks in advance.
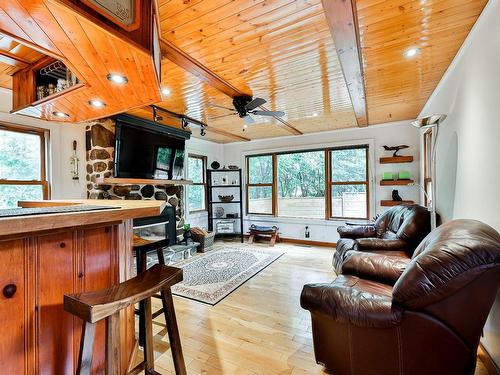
[187,153,207,214]
[0,122,49,203]
[245,153,276,216]
[327,145,370,220]
[245,145,370,220]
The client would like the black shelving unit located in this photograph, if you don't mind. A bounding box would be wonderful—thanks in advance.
[207,169,244,243]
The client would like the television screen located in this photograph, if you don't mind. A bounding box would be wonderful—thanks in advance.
[114,120,185,180]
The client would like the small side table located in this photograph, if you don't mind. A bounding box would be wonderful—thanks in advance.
[248,225,280,247]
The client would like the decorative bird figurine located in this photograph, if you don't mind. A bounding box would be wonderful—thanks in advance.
[383,145,409,157]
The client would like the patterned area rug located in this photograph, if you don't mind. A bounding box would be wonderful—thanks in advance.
[171,245,284,305]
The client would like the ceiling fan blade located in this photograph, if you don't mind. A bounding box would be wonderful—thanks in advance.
[245,97,266,110]
[243,115,255,125]
[207,102,236,112]
[251,110,285,117]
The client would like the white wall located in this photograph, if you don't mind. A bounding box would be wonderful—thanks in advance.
[0,88,87,199]
[185,136,223,229]
[222,121,421,243]
[417,0,500,364]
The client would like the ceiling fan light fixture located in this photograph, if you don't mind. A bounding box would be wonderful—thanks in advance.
[161,87,171,96]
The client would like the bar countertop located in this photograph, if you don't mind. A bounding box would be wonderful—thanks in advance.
[0,199,166,237]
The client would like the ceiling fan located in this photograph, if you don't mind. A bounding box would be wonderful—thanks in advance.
[209,96,285,128]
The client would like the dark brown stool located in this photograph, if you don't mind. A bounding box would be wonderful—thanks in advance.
[64,264,187,375]
[133,236,172,346]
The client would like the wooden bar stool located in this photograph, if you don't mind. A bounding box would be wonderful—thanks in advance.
[64,264,187,375]
[133,236,172,346]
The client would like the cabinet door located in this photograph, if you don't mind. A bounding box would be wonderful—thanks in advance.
[37,231,76,375]
[0,239,26,374]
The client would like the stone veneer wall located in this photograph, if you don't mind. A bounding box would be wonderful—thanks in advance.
[85,119,185,242]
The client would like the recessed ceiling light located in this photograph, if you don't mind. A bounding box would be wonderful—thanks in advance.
[106,73,128,85]
[88,99,106,108]
[53,111,69,118]
[312,112,319,117]
[161,87,171,96]
[404,48,420,58]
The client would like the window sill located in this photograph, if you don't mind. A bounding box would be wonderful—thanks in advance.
[244,214,371,226]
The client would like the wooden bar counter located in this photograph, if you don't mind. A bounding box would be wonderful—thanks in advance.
[0,200,165,374]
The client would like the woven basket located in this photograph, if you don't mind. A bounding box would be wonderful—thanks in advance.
[191,228,216,253]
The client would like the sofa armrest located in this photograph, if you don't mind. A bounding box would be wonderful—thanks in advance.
[341,251,410,284]
[300,275,402,328]
[337,225,376,239]
[355,238,408,251]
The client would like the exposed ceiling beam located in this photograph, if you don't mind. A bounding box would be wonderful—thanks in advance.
[0,49,29,69]
[160,38,302,137]
[160,38,246,99]
[208,127,251,142]
[322,0,368,127]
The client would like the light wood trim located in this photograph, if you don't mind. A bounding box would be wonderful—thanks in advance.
[379,156,414,164]
[187,153,208,213]
[207,126,251,142]
[278,237,336,248]
[95,177,193,185]
[381,200,414,207]
[380,179,414,186]
[0,122,49,200]
[322,0,367,127]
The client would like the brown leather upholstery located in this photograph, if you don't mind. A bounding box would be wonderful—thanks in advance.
[333,204,430,277]
[301,219,500,375]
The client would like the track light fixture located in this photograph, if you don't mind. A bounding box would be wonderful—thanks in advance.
[200,127,206,136]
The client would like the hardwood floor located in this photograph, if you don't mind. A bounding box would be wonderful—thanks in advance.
[144,241,489,375]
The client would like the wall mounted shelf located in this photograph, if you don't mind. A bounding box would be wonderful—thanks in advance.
[380,179,414,186]
[95,177,193,185]
[379,156,414,164]
[380,200,415,207]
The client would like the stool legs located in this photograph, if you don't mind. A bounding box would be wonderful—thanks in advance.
[161,287,187,375]
[106,312,121,375]
[143,297,155,374]
[77,322,96,375]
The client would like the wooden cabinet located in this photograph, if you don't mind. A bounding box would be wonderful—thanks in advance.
[0,223,133,374]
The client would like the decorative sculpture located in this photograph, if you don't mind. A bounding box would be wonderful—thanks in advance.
[383,144,409,157]
[392,189,403,201]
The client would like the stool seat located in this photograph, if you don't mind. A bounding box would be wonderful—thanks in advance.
[65,264,182,323]
[133,235,171,252]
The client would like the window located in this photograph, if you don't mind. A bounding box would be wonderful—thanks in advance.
[0,124,48,208]
[277,150,325,218]
[246,145,369,219]
[329,146,369,219]
[187,154,207,212]
[246,154,274,215]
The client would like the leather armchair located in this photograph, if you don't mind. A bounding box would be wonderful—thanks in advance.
[333,204,430,278]
[301,219,500,375]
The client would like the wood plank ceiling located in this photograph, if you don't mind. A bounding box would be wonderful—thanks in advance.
[133,0,486,143]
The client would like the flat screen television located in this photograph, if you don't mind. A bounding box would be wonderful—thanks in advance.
[114,119,186,180]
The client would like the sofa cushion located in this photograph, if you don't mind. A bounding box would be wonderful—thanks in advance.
[341,250,410,284]
[301,275,402,328]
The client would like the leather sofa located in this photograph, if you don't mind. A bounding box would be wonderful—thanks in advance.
[301,219,500,375]
[333,204,431,283]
